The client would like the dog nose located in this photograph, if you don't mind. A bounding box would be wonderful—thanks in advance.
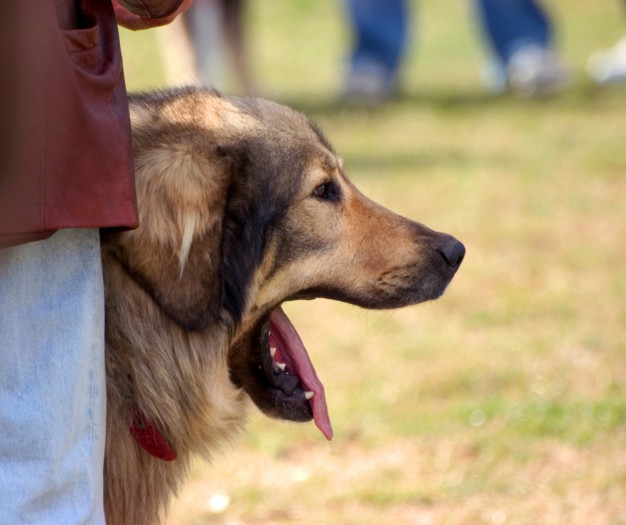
[438,236,466,269]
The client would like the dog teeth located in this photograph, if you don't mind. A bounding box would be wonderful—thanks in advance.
[276,362,286,372]
[304,391,314,400]
[270,347,277,358]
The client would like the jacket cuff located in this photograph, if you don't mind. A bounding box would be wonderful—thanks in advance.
[116,0,183,18]
[113,0,192,30]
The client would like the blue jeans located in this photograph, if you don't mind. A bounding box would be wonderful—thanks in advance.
[345,0,408,82]
[475,0,552,68]
[345,0,554,82]
[0,229,106,525]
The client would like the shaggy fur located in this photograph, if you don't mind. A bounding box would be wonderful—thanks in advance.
[101,87,464,525]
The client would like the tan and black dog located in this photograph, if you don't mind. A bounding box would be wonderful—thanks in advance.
[101,87,465,525]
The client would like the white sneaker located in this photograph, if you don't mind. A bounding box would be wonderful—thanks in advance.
[587,36,626,85]
[506,45,571,98]
[341,63,396,107]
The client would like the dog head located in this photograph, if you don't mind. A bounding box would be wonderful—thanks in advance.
[112,87,464,439]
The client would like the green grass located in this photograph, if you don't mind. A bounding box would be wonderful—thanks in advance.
[121,1,626,523]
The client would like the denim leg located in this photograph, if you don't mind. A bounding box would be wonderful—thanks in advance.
[474,0,553,66]
[0,229,106,525]
[346,0,409,81]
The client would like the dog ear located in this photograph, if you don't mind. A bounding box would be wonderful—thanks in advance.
[113,143,233,331]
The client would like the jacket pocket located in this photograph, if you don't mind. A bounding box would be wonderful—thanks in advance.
[60,2,121,85]
[61,11,104,72]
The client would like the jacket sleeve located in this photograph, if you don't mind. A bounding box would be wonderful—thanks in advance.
[113,0,192,30]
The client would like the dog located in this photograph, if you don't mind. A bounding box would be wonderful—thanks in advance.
[101,86,465,525]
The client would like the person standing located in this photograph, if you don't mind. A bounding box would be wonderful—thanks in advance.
[341,0,569,104]
[0,1,190,523]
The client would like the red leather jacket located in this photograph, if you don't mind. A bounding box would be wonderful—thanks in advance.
[0,0,189,248]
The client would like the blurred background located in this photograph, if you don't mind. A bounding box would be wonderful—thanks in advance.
[120,1,626,523]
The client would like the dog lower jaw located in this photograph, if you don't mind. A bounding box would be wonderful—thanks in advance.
[268,306,333,440]
[228,305,334,440]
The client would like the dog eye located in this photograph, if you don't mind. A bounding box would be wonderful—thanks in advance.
[312,181,340,202]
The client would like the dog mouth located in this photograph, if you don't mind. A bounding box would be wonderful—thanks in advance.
[229,305,333,441]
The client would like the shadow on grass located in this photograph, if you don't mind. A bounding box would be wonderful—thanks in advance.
[278,89,499,117]
[275,82,622,119]
[340,150,475,180]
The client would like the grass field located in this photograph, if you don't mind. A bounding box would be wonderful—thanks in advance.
[120,1,626,523]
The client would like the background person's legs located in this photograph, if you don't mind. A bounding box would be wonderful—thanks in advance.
[343,0,409,104]
[475,0,569,97]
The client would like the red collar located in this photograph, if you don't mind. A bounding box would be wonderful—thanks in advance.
[129,411,177,462]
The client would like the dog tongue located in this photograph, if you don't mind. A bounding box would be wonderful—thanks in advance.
[270,306,333,440]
